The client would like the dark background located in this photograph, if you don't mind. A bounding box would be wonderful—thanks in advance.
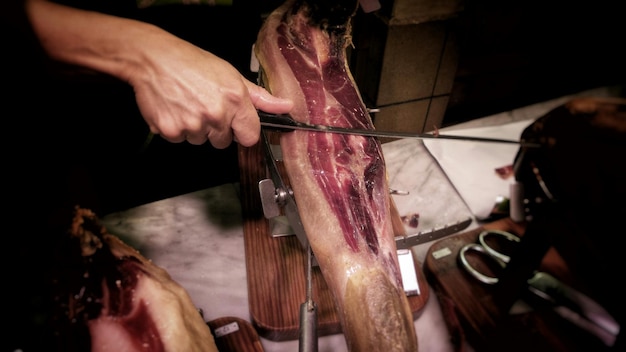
[441,0,625,125]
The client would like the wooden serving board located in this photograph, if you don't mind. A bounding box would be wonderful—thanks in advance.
[237,136,429,341]
[207,316,265,352]
[423,218,608,352]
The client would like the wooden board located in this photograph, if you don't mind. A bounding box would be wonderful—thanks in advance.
[207,316,265,352]
[423,218,610,352]
[238,137,429,341]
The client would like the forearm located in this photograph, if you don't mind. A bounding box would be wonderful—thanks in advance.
[18,0,292,148]
[24,0,167,82]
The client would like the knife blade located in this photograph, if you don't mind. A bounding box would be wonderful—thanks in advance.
[395,217,473,249]
[526,271,620,346]
[258,111,541,148]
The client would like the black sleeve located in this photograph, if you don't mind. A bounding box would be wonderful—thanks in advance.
[1,0,42,48]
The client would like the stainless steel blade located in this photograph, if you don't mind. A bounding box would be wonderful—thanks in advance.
[258,111,541,148]
[395,217,473,249]
[527,271,620,341]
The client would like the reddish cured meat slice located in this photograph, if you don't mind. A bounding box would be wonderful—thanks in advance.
[495,164,514,179]
[256,1,418,351]
[54,207,218,352]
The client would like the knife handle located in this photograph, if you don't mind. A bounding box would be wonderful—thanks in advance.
[258,110,298,132]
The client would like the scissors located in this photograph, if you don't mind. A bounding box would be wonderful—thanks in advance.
[458,230,520,285]
[458,230,620,346]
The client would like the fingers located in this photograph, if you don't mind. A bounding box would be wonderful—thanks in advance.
[149,114,234,147]
[185,134,209,146]
[145,80,292,148]
[227,80,293,147]
[207,128,234,149]
[230,108,260,147]
[245,81,294,113]
[149,124,186,144]
[156,123,231,148]
[224,80,293,147]
[159,129,231,148]
[149,119,207,145]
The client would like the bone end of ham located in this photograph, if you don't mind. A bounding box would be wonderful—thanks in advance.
[255,1,418,350]
[344,268,418,351]
[64,207,219,352]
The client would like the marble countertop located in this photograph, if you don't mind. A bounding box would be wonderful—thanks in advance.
[100,85,622,352]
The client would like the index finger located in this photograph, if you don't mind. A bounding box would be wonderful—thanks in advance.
[245,80,293,114]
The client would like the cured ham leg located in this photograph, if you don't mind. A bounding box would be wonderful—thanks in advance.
[255,1,418,350]
[55,207,218,352]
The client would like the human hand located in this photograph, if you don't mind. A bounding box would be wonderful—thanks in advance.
[25,0,292,148]
[129,37,292,148]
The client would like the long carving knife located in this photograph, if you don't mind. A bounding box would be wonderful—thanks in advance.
[395,217,473,249]
[258,111,541,148]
